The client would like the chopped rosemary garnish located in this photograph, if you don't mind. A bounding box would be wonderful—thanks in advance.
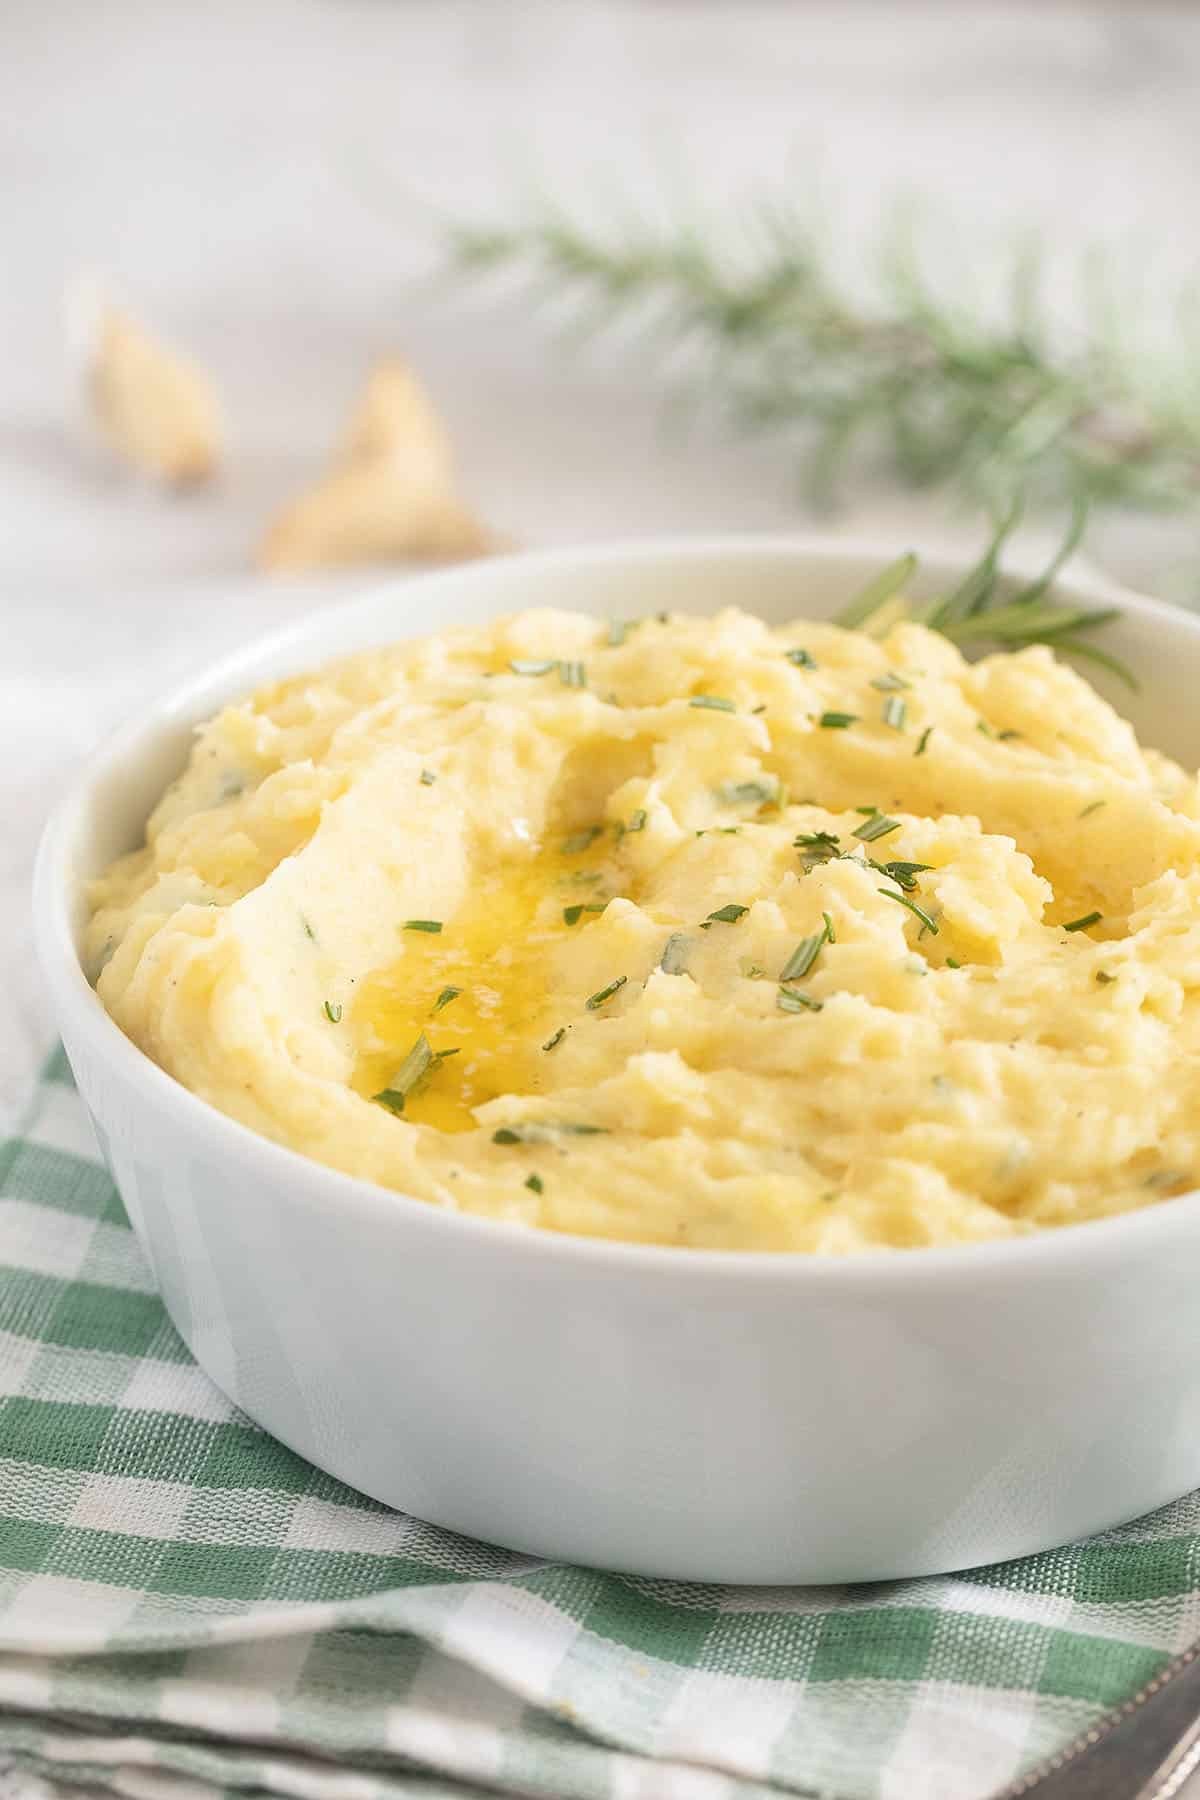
[420,768,436,785]
[404,919,443,933]
[997,729,1021,741]
[976,719,995,738]
[717,777,782,808]
[869,859,932,891]
[543,1027,566,1051]
[300,914,316,941]
[492,1122,609,1145]
[823,911,836,944]
[871,671,910,692]
[878,887,940,935]
[779,938,823,983]
[689,694,736,712]
[372,1033,434,1115]
[559,659,587,688]
[739,957,764,979]
[1079,799,1107,818]
[323,1000,342,1023]
[945,957,962,969]
[778,986,823,1013]
[434,1047,460,1061]
[433,986,462,1013]
[914,726,933,756]
[1064,911,1102,932]
[786,647,816,668]
[563,901,606,925]
[627,807,647,832]
[509,658,557,676]
[660,933,690,974]
[704,903,749,925]
[881,695,907,731]
[853,813,902,843]
[586,975,628,1009]
[780,916,833,982]
[1095,969,1116,984]
[818,711,857,729]
[561,825,602,854]
[607,619,627,646]
[795,829,842,867]
[525,1173,544,1193]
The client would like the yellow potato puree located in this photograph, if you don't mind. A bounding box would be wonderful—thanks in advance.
[87,607,1200,1251]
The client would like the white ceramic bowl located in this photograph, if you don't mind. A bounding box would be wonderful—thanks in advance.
[34,537,1200,1584]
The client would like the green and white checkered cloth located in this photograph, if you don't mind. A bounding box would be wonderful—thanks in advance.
[3,1051,1200,1800]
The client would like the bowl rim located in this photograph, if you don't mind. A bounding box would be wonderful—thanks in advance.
[34,529,1200,1289]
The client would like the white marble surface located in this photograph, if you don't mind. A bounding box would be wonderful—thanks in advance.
[5,0,1200,1124]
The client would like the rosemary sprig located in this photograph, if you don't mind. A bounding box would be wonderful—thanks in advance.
[835,501,1133,683]
[448,199,1200,521]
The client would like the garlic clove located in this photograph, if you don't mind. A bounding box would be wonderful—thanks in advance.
[76,287,221,486]
[258,356,496,572]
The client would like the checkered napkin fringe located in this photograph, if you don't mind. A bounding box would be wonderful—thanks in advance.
[3,1051,1200,1800]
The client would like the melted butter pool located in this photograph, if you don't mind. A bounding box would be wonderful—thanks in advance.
[350,833,618,1131]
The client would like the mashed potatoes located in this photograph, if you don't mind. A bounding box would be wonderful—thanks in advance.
[87,606,1200,1252]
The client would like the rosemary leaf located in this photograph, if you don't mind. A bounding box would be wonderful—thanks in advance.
[492,1121,609,1144]
[563,902,606,925]
[780,930,827,983]
[778,986,823,1013]
[704,903,749,925]
[853,813,902,843]
[871,858,932,892]
[878,886,940,935]
[561,825,602,854]
[717,777,781,808]
[837,553,919,630]
[586,975,628,1009]
[660,932,690,974]
[372,1033,435,1115]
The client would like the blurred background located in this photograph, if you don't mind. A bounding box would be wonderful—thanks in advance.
[5,0,1200,1114]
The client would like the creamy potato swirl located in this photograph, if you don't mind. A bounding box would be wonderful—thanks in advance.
[87,607,1200,1251]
